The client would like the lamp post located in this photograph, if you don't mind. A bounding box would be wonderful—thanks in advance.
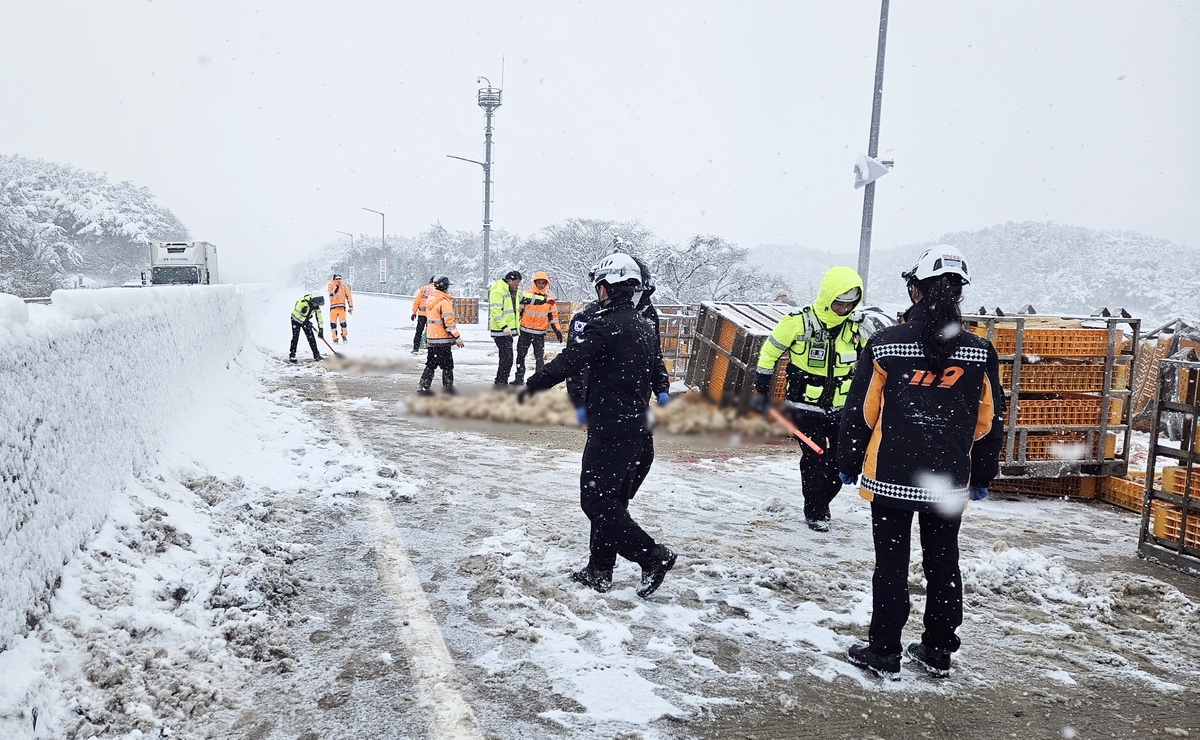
[360,207,384,291]
[449,75,502,298]
[857,0,890,293]
[335,230,354,248]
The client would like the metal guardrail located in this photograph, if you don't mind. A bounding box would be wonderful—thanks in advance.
[22,297,52,304]
[1138,355,1200,573]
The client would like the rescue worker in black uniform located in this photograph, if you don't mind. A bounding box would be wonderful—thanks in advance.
[838,245,1004,680]
[288,293,325,362]
[521,252,675,598]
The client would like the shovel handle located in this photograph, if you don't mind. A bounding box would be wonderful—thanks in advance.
[320,335,340,356]
[768,407,824,455]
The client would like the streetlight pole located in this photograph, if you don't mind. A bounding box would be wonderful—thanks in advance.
[857,0,890,293]
[362,207,386,292]
[335,231,354,248]
[449,75,502,298]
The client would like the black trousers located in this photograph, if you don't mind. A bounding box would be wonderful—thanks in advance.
[791,411,843,521]
[514,331,546,381]
[289,319,320,359]
[419,344,455,390]
[412,315,427,352]
[580,433,658,571]
[493,335,514,383]
[868,501,963,656]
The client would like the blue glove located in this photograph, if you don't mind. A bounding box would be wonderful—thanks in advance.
[969,486,989,501]
[838,472,858,486]
[575,406,588,425]
[657,392,671,407]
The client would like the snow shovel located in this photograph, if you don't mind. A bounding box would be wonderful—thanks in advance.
[768,407,824,455]
[320,335,340,357]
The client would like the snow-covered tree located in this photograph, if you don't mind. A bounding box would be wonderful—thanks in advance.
[0,154,189,296]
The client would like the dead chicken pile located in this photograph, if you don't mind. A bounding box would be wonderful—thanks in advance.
[403,388,788,438]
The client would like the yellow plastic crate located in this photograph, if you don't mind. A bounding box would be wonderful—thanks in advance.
[1019,433,1116,461]
[1099,476,1147,512]
[1151,500,1200,548]
[1007,397,1124,427]
[991,477,1099,499]
[971,326,1111,357]
[999,363,1130,393]
[1162,466,1200,498]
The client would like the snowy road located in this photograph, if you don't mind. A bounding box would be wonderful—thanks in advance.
[2,293,1198,739]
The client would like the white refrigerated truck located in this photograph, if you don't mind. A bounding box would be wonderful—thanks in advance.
[145,241,219,285]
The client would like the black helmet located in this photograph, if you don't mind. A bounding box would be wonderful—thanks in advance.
[310,294,325,307]
[332,273,342,280]
[504,270,522,281]
[433,275,451,292]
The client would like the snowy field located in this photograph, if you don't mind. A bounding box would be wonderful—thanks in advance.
[1,291,1197,739]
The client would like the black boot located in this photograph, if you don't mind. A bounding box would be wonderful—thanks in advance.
[636,546,677,598]
[848,643,900,681]
[570,564,613,593]
[906,642,951,678]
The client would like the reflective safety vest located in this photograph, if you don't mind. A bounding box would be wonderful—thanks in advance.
[519,290,560,334]
[291,294,323,327]
[488,279,519,336]
[425,289,460,345]
[412,283,436,318]
[757,306,862,412]
[327,279,354,310]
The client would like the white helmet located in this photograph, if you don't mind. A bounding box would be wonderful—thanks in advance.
[901,245,971,285]
[591,252,644,291]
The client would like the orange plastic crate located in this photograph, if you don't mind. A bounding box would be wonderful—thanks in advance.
[1099,476,1147,512]
[1019,433,1116,461]
[971,326,1111,357]
[1151,500,1200,548]
[1162,466,1200,498]
[999,363,1130,393]
[1007,397,1124,427]
[705,319,737,404]
[990,477,1099,499]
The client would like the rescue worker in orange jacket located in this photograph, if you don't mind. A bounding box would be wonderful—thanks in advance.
[512,270,563,384]
[326,273,354,343]
[417,275,464,394]
[410,276,437,355]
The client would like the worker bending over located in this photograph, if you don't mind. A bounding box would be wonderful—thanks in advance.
[289,293,325,363]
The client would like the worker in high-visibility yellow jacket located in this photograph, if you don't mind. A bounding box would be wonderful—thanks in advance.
[747,266,865,532]
[289,293,325,363]
[488,270,522,385]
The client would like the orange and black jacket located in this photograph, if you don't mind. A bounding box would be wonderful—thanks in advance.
[837,303,1005,512]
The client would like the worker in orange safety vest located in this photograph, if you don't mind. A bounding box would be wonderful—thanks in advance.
[417,275,464,394]
[410,276,437,355]
[512,270,563,384]
[326,273,354,343]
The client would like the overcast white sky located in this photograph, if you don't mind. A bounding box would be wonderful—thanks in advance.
[1,1,1196,282]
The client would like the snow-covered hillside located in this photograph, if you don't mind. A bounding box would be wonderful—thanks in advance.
[755,222,1200,324]
[0,155,189,296]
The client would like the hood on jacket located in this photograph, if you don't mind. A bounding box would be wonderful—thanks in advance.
[811,266,864,328]
[531,270,551,291]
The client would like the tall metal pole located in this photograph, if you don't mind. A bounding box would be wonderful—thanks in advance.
[857,0,890,293]
[481,103,495,292]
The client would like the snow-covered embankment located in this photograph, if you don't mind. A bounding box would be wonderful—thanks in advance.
[0,286,266,649]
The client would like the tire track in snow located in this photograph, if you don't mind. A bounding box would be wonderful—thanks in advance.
[321,375,484,740]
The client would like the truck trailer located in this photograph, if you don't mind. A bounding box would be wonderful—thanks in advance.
[145,241,219,285]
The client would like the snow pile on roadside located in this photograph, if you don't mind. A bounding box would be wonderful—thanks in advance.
[0,285,269,650]
[0,344,419,738]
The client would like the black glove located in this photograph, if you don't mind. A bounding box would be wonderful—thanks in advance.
[318,328,324,339]
[748,393,770,415]
[753,372,773,397]
[553,329,563,342]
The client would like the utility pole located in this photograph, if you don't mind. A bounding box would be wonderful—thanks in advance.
[449,75,502,299]
[857,0,890,293]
